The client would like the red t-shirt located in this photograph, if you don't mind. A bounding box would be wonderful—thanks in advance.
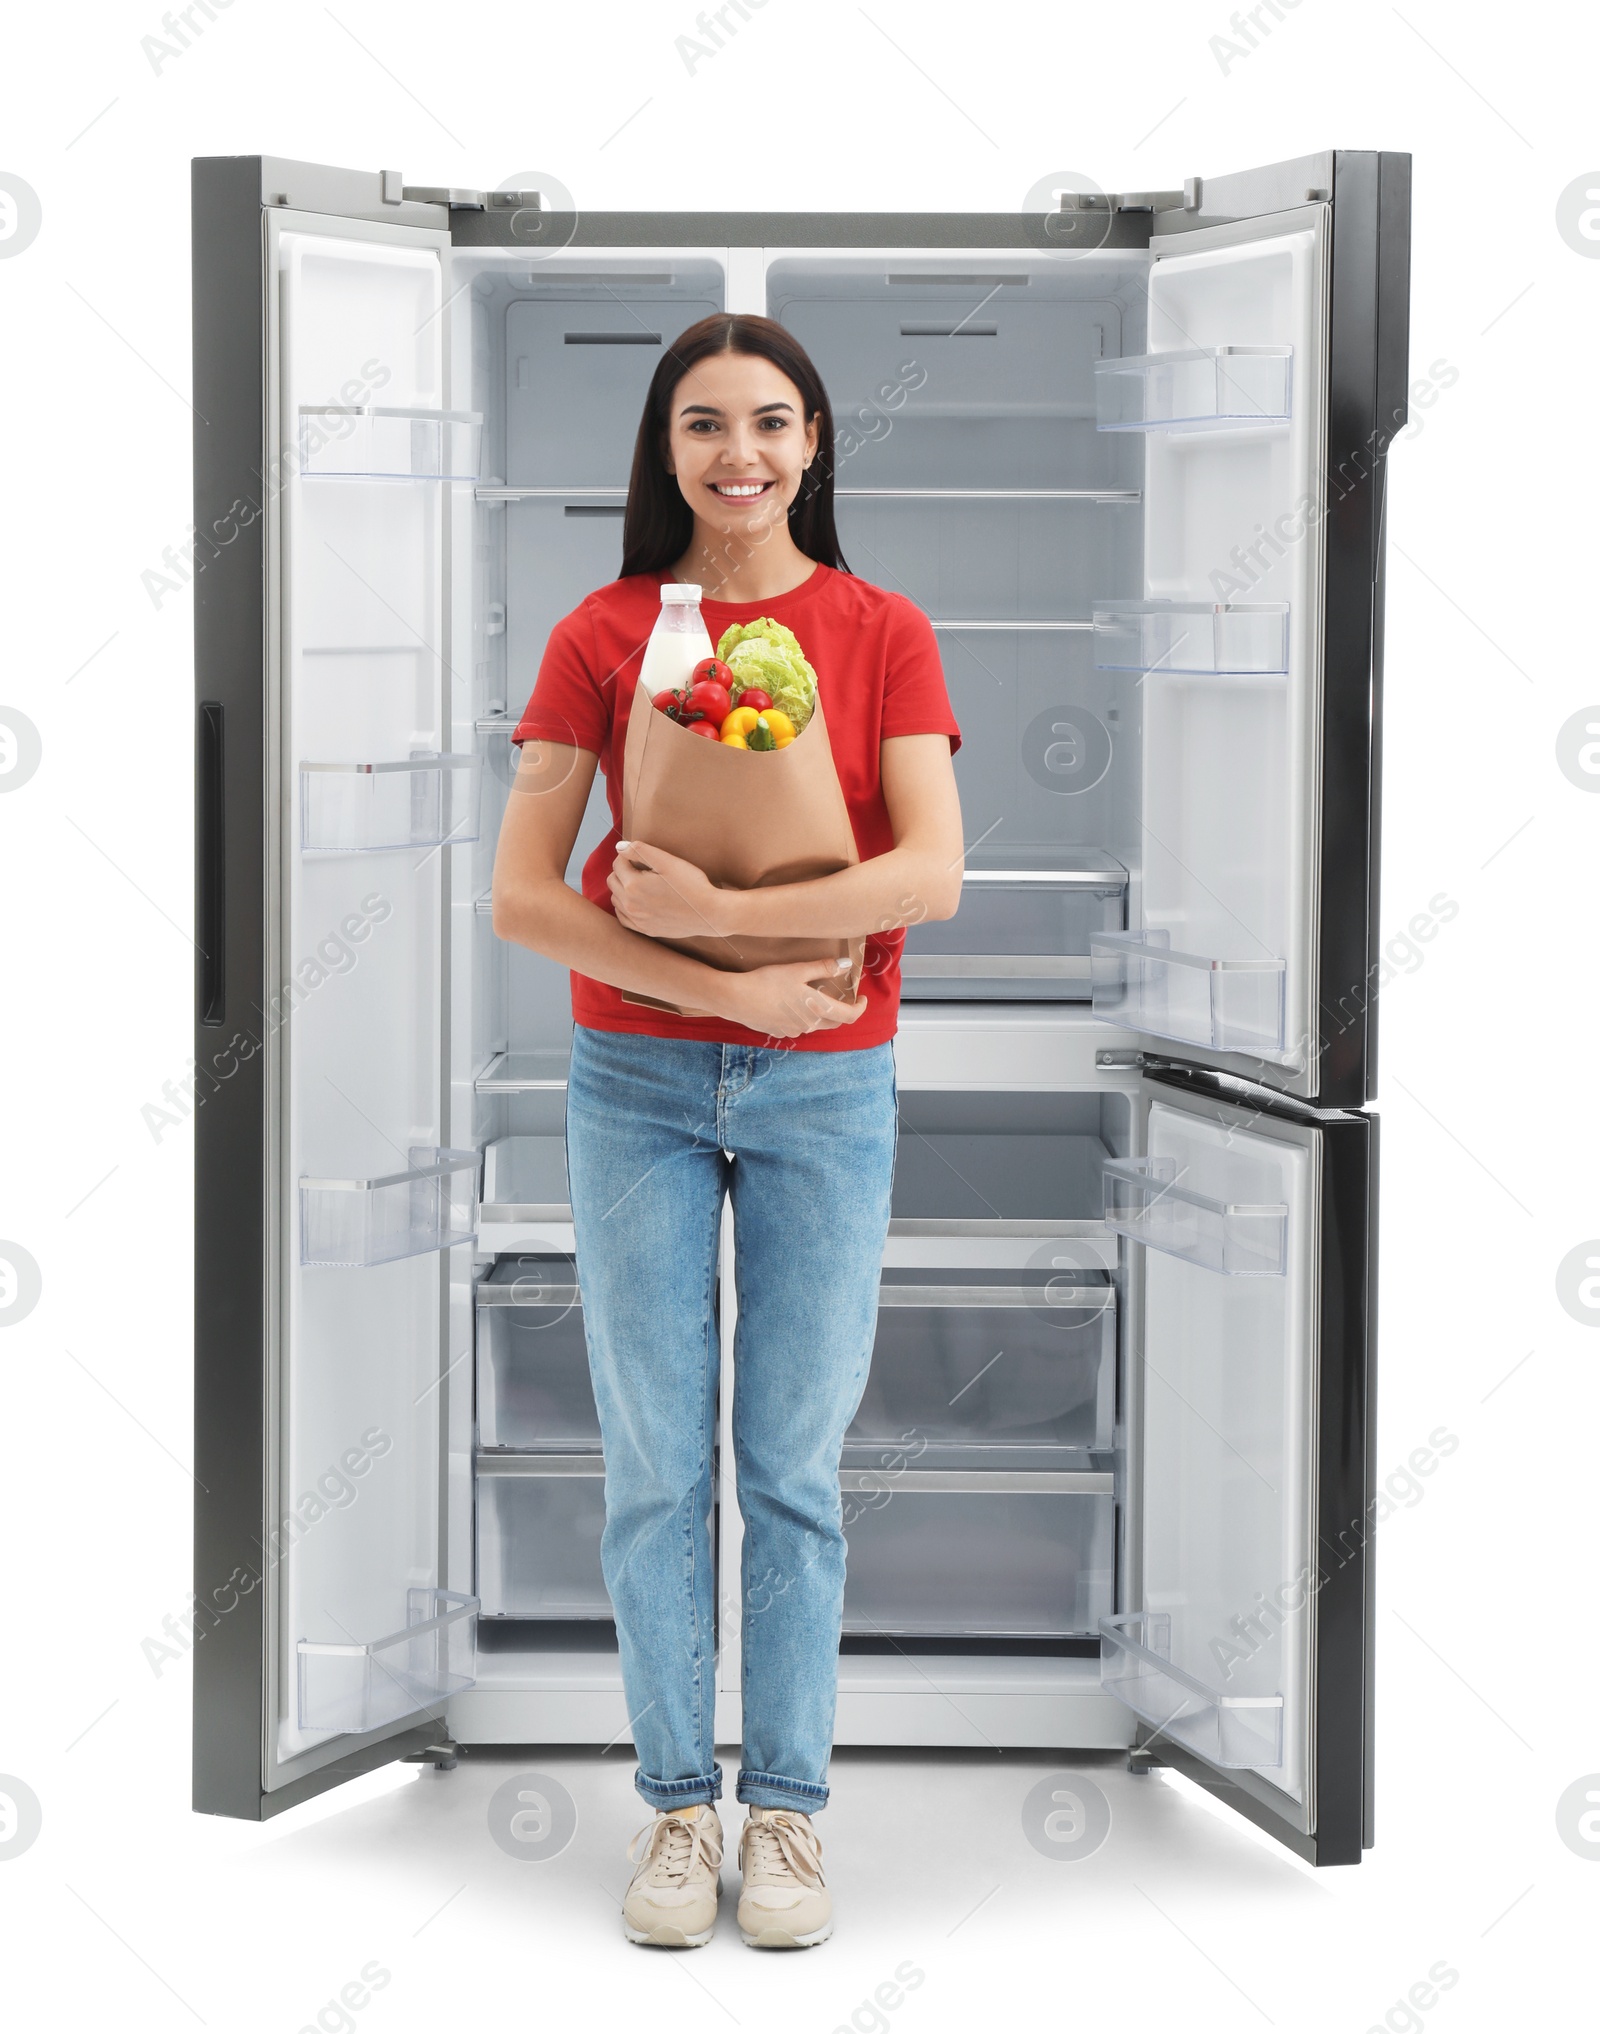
[511,562,961,1052]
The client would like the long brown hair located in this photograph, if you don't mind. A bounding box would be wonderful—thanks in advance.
[619,314,849,579]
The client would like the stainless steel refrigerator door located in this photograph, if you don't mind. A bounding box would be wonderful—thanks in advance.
[193,158,474,1819]
[1108,1065,1375,1865]
[1093,152,1409,1109]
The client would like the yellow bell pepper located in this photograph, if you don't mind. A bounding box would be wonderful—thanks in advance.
[721,731,749,749]
[720,706,761,743]
[760,709,796,748]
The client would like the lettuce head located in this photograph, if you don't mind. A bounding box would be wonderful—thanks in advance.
[717,616,818,732]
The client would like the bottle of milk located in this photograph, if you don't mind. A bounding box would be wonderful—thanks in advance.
[638,582,714,698]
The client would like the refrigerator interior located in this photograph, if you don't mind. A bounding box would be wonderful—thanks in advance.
[266,230,1341,1765]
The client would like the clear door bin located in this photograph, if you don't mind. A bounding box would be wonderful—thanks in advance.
[297,1588,478,1735]
[1092,600,1288,675]
[300,1147,478,1267]
[1090,929,1287,1055]
[841,1480,1113,1637]
[1103,1155,1286,1276]
[849,1271,1116,1453]
[901,855,1127,1002]
[300,755,481,854]
[1100,1612,1284,1768]
[476,1259,598,1450]
[298,404,482,479]
[1094,346,1292,431]
[476,1461,611,1618]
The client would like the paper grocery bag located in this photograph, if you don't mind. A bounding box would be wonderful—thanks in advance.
[618,676,866,1018]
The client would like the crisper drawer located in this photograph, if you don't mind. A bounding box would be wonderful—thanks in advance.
[849,1270,1116,1454]
[476,1457,611,1619]
[902,855,1126,1003]
[840,1473,1114,1638]
[476,1257,598,1449]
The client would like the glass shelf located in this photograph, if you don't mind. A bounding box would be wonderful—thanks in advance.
[1092,600,1288,675]
[1090,930,1287,1055]
[1094,347,1292,432]
[299,405,482,480]
[299,1146,478,1268]
[1102,1156,1286,1277]
[299,754,480,855]
[297,1588,478,1734]
[1100,1612,1284,1768]
[474,1050,570,1094]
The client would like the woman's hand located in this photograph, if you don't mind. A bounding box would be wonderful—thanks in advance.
[710,957,869,1040]
[608,839,730,941]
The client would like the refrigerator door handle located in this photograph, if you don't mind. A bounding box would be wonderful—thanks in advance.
[198,700,224,1026]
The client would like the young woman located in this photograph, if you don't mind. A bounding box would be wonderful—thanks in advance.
[492,314,963,1950]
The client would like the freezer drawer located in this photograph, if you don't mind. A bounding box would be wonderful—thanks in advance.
[480,1134,571,1222]
[840,1474,1114,1638]
[476,1258,597,1449]
[476,1458,611,1620]
[849,1270,1116,1454]
[901,856,1126,1003]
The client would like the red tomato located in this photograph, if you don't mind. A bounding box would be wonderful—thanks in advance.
[686,717,723,739]
[652,689,683,716]
[691,657,737,691]
[683,678,733,725]
[733,687,772,714]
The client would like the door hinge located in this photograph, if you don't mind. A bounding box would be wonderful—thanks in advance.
[1095,1049,1143,1070]
[1113,190,1186,214]
[403,185,489,211]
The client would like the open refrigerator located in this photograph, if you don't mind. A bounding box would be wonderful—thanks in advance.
[191,151,1408,1865]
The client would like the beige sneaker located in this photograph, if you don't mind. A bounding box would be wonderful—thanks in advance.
[736,1807,832,1948]
[622,1803,724,1948]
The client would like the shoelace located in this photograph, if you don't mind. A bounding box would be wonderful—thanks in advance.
[740,1810,824,1889]
[628,1808,723,1884]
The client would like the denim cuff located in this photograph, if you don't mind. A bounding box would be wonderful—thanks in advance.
[636,1762,723,1810]
[736,1768,828,1812]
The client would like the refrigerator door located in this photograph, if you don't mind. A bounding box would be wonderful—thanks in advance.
[1106,1066,1375,1864]
[1091,153,1409,1108]
[193,159,476,1819]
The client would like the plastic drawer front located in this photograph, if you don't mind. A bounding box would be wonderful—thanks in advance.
[476,1462,611,1620]
[840,1478,1113,1638]
[476,1261,598,1450]
[850,1272,1116,1454]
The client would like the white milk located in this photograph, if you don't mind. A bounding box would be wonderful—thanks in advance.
[638,582,714,697]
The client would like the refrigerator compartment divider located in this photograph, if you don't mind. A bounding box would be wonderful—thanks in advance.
[1091,600,1289,675]
[299,1147,478,1268]
[299,405,482,480]
[1102,1155,1287,1277]
[841,1485,1114,1639]
[1094,346,1293,432]
[296,1588,478,1736]
[1099,1612,1285,1769]
[837,487,1140,503]
[477,1465,612,1620]
[1090,930,1287,1055]
[299,755,481,855]
[476,1450,605,1476]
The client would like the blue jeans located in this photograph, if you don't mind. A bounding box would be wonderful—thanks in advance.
[564,1025,897,1815]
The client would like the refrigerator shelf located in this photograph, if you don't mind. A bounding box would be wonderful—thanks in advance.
[1093,346,1293,432]
[299,404,482,480]
[296,1588,478,1736]
[1090,930,1287,1056]
[837,486,1140,503]
[1102,1155,1287,1277]
[1099,1612,1284,1769]
[902,855,1127,1004]
[299,755,481,855]
[1092,600,1289,675]
[932,619,1094,633]
[299,1147,478,1268]
[474,1050,569,1094]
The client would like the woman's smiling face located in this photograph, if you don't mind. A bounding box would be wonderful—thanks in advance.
[663,348,820,546]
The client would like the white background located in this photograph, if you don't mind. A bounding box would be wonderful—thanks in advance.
[0,1,1595,2027]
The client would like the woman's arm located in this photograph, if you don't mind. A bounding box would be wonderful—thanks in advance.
[491,741,868,1037]
[608,732,964,943]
